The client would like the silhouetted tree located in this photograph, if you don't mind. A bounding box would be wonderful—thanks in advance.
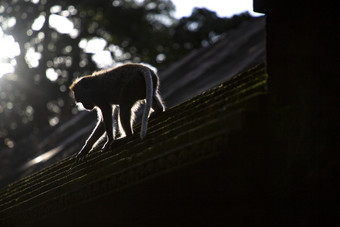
[174,9,251,54]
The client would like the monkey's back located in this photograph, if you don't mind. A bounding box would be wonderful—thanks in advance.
[93,63,155,104]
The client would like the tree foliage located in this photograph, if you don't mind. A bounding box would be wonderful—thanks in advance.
[0,0,251,149]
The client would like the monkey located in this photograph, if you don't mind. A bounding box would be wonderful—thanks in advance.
[69,63,165,161]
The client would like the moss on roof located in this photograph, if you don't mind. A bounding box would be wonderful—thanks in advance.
[0,63,267,225]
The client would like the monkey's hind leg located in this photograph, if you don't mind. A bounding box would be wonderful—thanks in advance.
[151,92,165,117]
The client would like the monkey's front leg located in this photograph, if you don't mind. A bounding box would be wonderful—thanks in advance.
[100,104,114,152]
[76,120,105,162]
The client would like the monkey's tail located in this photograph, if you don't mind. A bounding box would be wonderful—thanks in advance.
[141,68,153,139]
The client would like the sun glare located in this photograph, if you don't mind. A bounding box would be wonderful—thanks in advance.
[32,14,46,31]
[25,47,41,68]
[46,68,59,81]
[0,29,21,78]
[49,14,77,36]
[21,146,63,170]
[80,37,118,68]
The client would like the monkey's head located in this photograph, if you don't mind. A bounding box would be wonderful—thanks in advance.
[69,77,96,110]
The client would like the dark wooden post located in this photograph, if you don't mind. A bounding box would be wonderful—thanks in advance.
[254,0,339,224]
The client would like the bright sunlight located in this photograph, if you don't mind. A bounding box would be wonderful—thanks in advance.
[0,28,20,78]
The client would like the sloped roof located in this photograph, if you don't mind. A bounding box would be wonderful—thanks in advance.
[0,63,267,225]
[160,16,265,106]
